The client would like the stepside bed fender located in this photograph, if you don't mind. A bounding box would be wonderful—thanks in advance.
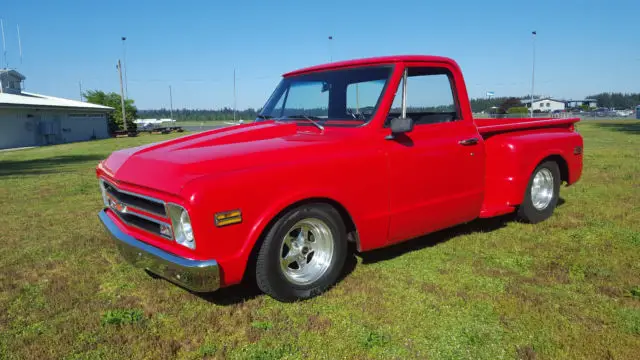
[482,131,579,211]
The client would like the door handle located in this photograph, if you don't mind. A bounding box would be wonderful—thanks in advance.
[458,137,479,146]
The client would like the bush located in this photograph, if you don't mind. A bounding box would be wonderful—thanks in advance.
[507,106,529,114]
[83,90,138,134]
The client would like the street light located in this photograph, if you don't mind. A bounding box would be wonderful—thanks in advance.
[121,36,128,99]
[328,36,333,62]
[530,31,536,118]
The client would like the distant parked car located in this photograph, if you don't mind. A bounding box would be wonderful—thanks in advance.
[614,109,633,117]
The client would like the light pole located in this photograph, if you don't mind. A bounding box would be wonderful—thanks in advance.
[117,60,127,131]
[328,36,333,62]
[169,85,174,121]
[530,31,537,118]
[121,36,128,99]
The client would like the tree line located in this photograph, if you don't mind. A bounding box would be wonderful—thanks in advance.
[138,108,260,122]
[84,89,640,132]
[586,93,640,110]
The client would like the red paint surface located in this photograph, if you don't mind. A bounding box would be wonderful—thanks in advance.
[97,56,583,287]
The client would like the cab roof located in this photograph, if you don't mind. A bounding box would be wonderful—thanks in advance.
[283,55,456,77]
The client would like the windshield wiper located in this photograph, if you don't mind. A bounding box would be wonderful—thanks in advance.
[256,114,273,120]
[280,115,324,131]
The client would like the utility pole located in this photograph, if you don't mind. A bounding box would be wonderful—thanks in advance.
[79,81,83,101]
[121,37,128,99]
[530,30,537,118]
[1,19,6,68]
[169,85,174,121]
[233,68,237,123]
[328,35,333,62]
[17,24,22,65]
[117,60,128,131]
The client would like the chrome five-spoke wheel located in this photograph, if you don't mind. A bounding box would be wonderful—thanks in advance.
[517,161,561,224]
[256,203,347,302]
[280,219,334,286]
[531,168,554,210]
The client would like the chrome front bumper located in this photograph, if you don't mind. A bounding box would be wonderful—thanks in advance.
[98,209,220,292]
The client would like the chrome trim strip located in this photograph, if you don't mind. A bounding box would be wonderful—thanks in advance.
[110,208,173,240]
[100,178,166,215]
[116,201,163,220]
[121,205,172,228]
[101,178,165,205]
[99,209,220,292]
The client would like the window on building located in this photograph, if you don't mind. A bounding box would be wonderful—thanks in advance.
[539,103,544,108]
[546,103,550,107]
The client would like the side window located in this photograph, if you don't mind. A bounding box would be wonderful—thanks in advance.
[390,68,459,125]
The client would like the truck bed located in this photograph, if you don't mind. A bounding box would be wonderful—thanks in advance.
[474,117,580,136]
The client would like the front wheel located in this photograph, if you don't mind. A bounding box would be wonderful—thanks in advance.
[255,203,347,302]
[517,161,561,223]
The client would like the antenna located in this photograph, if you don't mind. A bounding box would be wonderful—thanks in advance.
[17,24,22,65]
[1,19,6,68]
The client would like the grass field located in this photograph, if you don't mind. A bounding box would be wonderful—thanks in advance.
[0,120,638,359]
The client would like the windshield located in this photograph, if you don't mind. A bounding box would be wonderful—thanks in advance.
[258,66,392,127]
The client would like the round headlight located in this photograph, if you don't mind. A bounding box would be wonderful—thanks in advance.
[166,203,196,249]
[180,210,194,242]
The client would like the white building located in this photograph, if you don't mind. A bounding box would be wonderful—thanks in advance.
[0,70,113,149]
[522,98,566,112]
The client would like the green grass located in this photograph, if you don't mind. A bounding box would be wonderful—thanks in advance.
[1,121,639,359]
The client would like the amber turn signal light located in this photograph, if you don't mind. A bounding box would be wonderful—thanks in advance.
[215,210,242,227]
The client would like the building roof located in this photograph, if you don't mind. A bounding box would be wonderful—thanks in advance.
[0,69,26,80]
[0,91,113,111]
[283,55,456,77]
[522,98,598,104]
[521,98,566,104]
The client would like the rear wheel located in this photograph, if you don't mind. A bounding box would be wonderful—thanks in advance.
[517,161,561,223]
[256,203,347,302]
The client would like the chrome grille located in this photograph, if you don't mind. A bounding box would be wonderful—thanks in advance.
[100,179,173,240]
[101,180,167,217]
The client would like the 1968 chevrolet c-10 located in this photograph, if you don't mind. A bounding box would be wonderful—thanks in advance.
[97,55,583,302]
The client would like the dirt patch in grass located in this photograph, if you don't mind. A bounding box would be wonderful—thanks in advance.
[598,285,624,298]
[305,314,332,332]
[504,283,546,306]
[532,260,571,284]
[516,345,537,360]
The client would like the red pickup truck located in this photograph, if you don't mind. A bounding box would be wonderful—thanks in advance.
[97,55,583,302]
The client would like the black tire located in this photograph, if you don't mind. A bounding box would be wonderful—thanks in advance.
[255,203,348,302]
[517,161,561,224]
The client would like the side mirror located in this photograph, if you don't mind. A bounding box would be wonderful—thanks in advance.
[390,116,414,134]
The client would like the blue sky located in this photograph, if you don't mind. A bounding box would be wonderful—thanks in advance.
[2,0,639,109]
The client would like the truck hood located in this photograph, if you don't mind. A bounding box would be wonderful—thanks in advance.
[101,121,345,195]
